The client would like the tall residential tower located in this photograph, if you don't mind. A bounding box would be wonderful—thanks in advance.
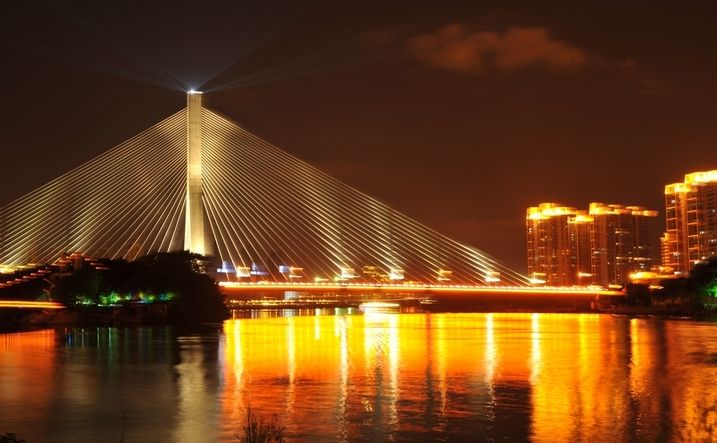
[526,203,584,285]
[662,170,717,275]
[588,203,657,286]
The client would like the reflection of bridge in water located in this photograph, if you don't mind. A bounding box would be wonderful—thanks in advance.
[0,91,619,306]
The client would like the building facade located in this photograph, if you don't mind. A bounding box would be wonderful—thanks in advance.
[526,202,657,286]
[662,170,717,275]
[588,203,658,286]
[526,203,583,285]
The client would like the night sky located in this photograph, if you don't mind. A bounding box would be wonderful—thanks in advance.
[2,1,716,272]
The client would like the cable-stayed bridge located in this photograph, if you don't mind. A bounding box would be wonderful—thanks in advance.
[0,92,618,297]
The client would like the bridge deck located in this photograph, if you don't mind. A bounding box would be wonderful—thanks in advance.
[219,282,622,296]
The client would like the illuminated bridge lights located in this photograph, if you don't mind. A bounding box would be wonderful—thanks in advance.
[0,300,64,309]
[218,281,622,296]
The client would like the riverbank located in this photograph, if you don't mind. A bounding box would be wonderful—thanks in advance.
[595,304,717,320]
[1,302,187,331]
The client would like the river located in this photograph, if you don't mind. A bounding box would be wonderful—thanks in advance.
[1,311,716,442]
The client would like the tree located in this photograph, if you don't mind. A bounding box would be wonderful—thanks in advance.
[48,251,228,323]
[653,257,717,313]
[50,268,101,306]
[689,257,717,305]
[625,284,651,306]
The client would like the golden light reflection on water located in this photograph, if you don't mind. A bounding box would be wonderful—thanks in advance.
[219,313,717,442]
[665,322,717,441]
[1,314,717,442]
[0,329,56,413]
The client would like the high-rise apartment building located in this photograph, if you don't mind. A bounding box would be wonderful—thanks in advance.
[526,202,657,286]
[526,203,583,285]
[588,203,658,286]
[662,170,717,275]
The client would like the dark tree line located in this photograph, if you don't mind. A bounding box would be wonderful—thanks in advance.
[51,251,228,323]
[626,257,717,315]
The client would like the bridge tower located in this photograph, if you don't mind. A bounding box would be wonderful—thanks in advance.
[184,90,207,255]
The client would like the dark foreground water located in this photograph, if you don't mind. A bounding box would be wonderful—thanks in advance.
[1,312,716,442]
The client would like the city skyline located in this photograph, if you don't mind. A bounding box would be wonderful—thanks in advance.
[2,1,717,273]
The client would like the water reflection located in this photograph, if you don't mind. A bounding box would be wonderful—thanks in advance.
[173,334,220,442]
[1,328,180,442]
[218,313,717,442]
[1,314,716,442]
[0,329,56,428]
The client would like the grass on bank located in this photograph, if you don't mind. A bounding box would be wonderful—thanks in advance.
[236,407,285,443]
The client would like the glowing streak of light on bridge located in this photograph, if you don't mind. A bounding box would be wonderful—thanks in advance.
[0,300,64,309]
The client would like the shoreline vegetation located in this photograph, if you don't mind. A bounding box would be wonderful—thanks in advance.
[617,256,717,319]
[1,251,228,330]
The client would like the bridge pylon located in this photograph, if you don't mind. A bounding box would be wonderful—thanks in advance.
[184,90,207,256]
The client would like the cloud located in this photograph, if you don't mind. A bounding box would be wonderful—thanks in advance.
[407,24,587,73]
